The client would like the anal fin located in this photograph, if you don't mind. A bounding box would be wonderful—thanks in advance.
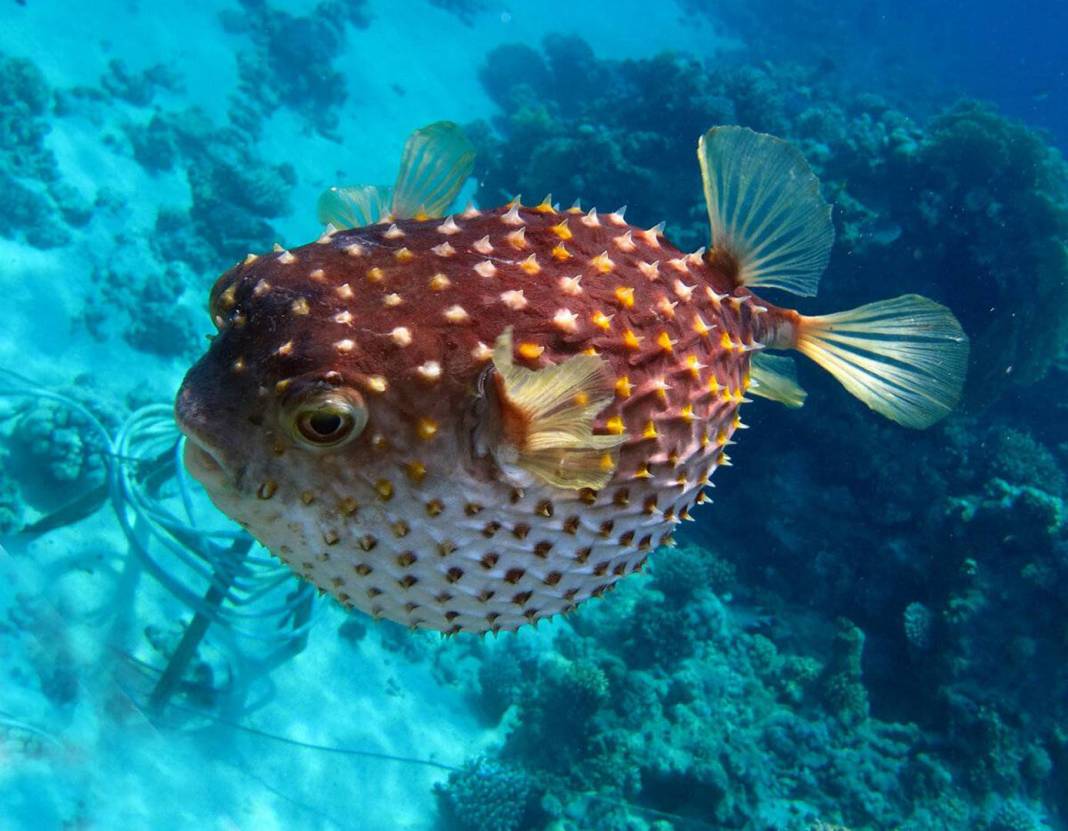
[749,353,807,408]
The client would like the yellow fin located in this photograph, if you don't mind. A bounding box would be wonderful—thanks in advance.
[698,126,833,296]
[317,184,392,229]
[490,329,626,490]
[391,121,476,219]
[749,353,807,408]
[795,294,969,428]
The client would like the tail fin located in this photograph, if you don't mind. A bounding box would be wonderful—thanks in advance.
[794,295,969,428]
[697,125,967,427]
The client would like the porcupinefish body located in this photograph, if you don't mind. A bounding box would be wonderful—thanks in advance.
[176,123,969,634]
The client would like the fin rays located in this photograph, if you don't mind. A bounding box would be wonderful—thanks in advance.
[317,184,392,229]
[317,122,475,230]
[749,353,807,408]
[795,295,969,428]
[491,329,625,490]
[392,121,476,219]
[699,126,833,296]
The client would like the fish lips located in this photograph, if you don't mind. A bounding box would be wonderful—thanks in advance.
[174,380,241,491]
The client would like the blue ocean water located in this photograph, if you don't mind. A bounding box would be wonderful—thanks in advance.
[1,1,1066,829]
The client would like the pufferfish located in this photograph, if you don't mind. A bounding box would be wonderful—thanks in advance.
[176,122,968,634]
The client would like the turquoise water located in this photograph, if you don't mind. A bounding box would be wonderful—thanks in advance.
[2,2,1066,829]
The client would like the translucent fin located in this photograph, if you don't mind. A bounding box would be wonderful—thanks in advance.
[391,121,476,219]
[698,126,833,296]
[491,329,626,490]
[795,295,969,428]
[317,185,392,229]
[749,353,807,408]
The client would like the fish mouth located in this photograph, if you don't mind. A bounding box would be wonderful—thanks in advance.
[175,383,236,490]
[181,432,232,490]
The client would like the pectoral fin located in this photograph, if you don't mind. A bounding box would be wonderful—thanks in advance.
[489,329,626,490]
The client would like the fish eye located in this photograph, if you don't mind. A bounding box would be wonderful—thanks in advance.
[285,388,368,450]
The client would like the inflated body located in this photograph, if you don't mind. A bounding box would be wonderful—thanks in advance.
[177,124,968,634]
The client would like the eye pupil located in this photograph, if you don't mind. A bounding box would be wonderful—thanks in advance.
[288,388,367,450]
[308,411,342,437]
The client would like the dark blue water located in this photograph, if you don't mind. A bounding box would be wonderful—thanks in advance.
[896,0,1068,147]
[1,2,1065,829]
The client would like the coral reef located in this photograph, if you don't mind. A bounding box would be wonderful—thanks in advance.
[471,42,1068,406]
[866,101,1068,401]
[0,52,70,248]
[461,34,1068,831]
[123,107,296,272]
[471,40,733,252]
[441,553,986,830]
[0,52,56,181]
[429,0,490,26]
[99,58,180,107]
[435,757,542,831]
[84,263,201,359]
[219,0,372,140]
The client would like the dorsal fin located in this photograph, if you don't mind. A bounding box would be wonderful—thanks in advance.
[316,122,475,230]
[317,184,393,230]
[391,121,475,219]
[749,353,807,408]
[698,126,833,297]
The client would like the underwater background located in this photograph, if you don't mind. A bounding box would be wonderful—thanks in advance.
[1,0,1067,829]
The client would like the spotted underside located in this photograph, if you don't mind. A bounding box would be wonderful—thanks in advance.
[185,200,779,633]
